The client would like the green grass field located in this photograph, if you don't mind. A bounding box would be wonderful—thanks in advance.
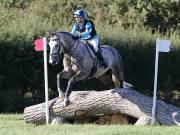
[0,114,180,135]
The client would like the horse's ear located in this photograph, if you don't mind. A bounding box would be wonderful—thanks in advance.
[46,31,51,41]
[46,31,54,41]
[46,31,56,38]
[45,31,51,37]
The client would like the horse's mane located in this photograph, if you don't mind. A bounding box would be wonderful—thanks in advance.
[58,32,79,40]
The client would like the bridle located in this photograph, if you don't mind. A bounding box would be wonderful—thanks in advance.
[49,33,67,57]
[49,32,79,58]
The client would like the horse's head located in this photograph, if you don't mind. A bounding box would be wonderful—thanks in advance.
[48,32,78,65]
[48,33,64,65]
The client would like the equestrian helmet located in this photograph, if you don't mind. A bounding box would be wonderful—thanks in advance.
[73,10,85,18]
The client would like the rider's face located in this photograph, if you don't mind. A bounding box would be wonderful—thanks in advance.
[74,16,84,24]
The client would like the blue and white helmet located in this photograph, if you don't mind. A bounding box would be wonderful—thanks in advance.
[73,10,86,18]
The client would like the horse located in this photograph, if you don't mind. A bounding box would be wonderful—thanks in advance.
[48,32,124,106]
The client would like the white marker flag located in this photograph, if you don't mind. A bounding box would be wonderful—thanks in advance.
[157,39,171,52]
[151,38,171,125]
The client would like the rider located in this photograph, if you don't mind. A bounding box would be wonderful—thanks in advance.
[71,9,108,68]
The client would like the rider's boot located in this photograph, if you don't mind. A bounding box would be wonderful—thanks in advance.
[96,50,108,68]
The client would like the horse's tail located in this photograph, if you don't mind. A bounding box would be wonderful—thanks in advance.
[117,50,124,81]
[123,81,134,89]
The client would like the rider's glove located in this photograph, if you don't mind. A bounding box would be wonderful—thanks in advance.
[79,33,82,38]
[76,31,82,38]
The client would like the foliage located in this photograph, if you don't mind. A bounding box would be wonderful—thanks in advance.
[1,0,180,36]
[0,39,43,112]
[0,0,32,8]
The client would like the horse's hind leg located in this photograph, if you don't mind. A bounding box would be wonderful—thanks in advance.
[111,69,124,88]
[112,74,120,88]
[97,71,115,89]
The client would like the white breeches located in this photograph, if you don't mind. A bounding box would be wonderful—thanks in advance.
[87,35,99,53]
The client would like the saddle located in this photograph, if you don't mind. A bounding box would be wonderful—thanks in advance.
[83,40,97,58]
[82,40,104,77]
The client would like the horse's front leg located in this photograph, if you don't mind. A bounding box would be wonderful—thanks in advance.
[57,73,67,101]
[57,70,73,101]
[64,71,86,106]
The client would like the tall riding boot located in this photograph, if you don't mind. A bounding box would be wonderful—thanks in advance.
[96,50,108,68]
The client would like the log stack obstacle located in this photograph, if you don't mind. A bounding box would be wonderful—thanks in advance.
[24,88,180,125]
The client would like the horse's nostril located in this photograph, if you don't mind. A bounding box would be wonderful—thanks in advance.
[52,61,56,65]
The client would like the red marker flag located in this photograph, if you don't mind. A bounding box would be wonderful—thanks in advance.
[34,39,44,51]
[33,37,49,124]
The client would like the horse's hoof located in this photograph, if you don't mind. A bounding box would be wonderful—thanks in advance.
[64,100,70,106]
[58,96,64,102]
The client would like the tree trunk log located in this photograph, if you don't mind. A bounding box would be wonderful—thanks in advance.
[24,88,180,125]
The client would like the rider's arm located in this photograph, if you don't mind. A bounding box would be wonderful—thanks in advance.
[81,22,92,39]
[71,24,78,35]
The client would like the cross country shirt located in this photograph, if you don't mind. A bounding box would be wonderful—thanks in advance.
[71,20,96,40]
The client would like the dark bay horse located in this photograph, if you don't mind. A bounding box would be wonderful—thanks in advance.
[48,32,124,106]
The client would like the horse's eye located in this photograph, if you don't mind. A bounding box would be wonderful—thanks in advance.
[55,44,58,48]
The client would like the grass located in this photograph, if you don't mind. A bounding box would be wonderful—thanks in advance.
[0,114,180,135]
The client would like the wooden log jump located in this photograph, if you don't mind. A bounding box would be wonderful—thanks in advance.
[24,88,180,125]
